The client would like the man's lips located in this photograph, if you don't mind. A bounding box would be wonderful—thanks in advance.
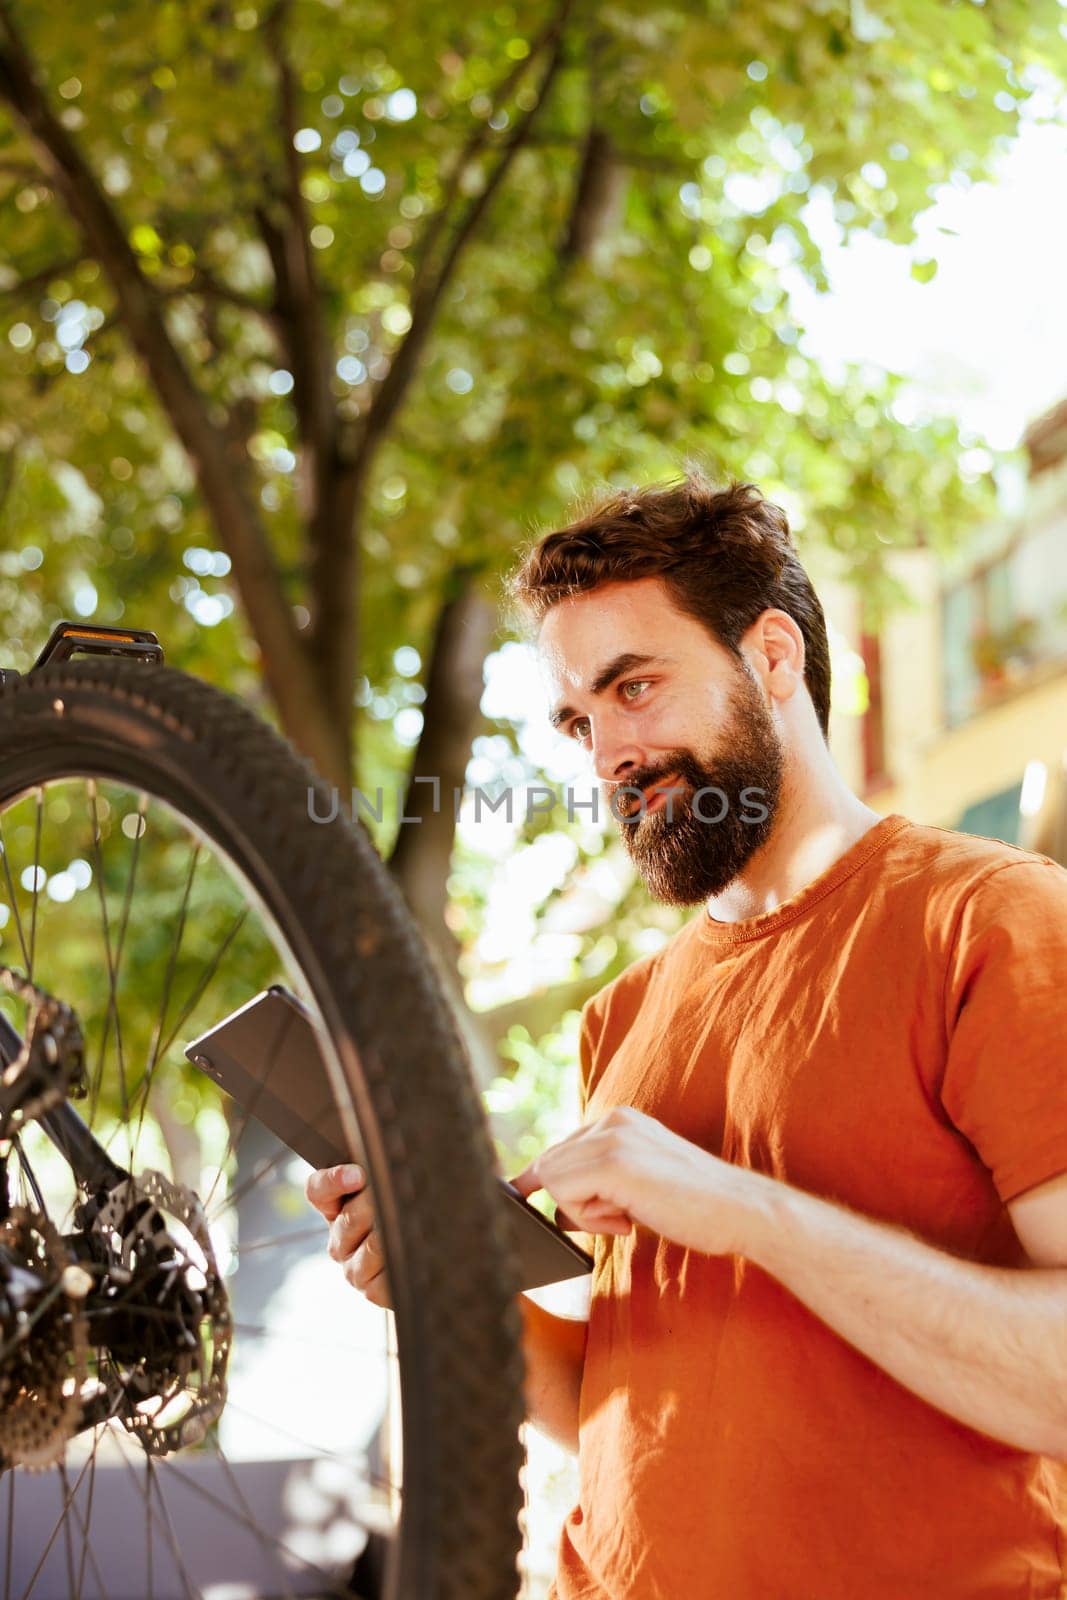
[624,774,684,817]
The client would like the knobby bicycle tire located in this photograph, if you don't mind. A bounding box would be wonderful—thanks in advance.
[0,659,525,1600]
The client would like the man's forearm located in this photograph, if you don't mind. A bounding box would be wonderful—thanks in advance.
[519,1294,587,1454]
[744,1176,1067,1459]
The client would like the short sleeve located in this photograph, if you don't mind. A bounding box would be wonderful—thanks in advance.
[941,858,1067,1202]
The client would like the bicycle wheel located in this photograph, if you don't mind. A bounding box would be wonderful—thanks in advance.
[0,659,525,1600]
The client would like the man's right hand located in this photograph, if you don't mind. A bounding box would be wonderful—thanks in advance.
[305,1164,391,1308]
[307,1163,586,1450]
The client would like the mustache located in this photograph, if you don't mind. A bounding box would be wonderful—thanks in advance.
[606,757,696,819]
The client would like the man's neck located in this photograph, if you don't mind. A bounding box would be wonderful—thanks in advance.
[705,776,884,925]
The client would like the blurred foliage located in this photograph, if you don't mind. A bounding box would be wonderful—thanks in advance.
[1,0,1063,1139]
[488,1011,584,1186]
[0,778,282,1180]
[0,0,1056,691]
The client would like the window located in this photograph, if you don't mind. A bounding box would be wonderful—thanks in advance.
[941,504,1067,725]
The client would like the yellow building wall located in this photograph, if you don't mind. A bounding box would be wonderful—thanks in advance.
[839,469,1067,830]
[870,664,1067,826]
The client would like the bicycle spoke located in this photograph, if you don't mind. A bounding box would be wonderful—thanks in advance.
[231,1320,391,1357]
[163,1441,363,1594]
[108,791,149,1170]
[234,1225,325,1254]
[100,897,251,1158]
[146,1452,153,1600]
[71,1446,106,1600]
[0,818,31,975]
[206,1135,304,1224]
[59,1379,200,1600]
[130,843,200,1155]
[9,1137,47,1216]
[145,1455,201,1600]
[102,1440,164,1600]
[57,1462,75,1600]
[57,1460,114,1600]
[27,789,42,984]
[200,1006,295,1217]
[206,1438,303,1600]
[150,903,250,1069]
[384,1315,402,1518]
[107,1443,198,1600]
[86,781,126,1128]
[100,901,250,1166]
[4,1468,14,1600]
[15,1427,113,1600]
[219,1396,400,1497]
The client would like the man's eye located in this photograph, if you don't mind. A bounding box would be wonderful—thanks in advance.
[571,718,591,741]
[621,679,650,701]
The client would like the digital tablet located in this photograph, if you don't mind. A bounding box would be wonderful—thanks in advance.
[185,986,593,1291]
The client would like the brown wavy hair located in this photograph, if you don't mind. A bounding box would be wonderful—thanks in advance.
[507,472,832,739]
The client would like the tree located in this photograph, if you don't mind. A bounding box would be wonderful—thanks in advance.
[0,0,1060,1051]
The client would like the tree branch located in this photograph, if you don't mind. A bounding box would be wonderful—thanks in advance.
[554,30,628,270]
[0,252,83,297]
[408,4,577,300]
[0,439,18,524]
[159,265,278,326]
[256,1,359,748]
[260,0,335,473]
[388,569,495,935]
[558,124,625,264]
[0,2,348,787]
[357,0,573,461]
[524,133,691,175]
[297,2,574,754]
[388,572,504,1094]
[310,9,587,1048]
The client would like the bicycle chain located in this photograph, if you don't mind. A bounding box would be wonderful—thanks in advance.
[0,964,86,1140]
[0,1206,89,1471]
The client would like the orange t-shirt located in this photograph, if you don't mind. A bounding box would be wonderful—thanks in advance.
[550,814,1067,1600]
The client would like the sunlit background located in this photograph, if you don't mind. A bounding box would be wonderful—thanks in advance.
[2,0,1067,1593]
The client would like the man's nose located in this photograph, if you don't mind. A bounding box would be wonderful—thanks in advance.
[591,722,646,785]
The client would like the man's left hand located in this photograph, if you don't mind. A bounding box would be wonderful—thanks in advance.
[510,1106,775,1257]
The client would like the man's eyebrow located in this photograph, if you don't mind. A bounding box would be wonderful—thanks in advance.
[549,653,670,730]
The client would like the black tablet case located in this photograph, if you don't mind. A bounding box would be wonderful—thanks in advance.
[186,986,593,1291]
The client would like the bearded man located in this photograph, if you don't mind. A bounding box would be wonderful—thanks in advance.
[310,475,1067,1600]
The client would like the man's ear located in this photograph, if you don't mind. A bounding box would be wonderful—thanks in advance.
[743,610,806,704]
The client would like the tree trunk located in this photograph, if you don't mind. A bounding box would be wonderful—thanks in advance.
[560,125,627,266]
[0,13,349,789]
[387,575,508,1093]
[389,574,494,963]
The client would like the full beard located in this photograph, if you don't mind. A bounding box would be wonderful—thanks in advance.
[613,671,784,906]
